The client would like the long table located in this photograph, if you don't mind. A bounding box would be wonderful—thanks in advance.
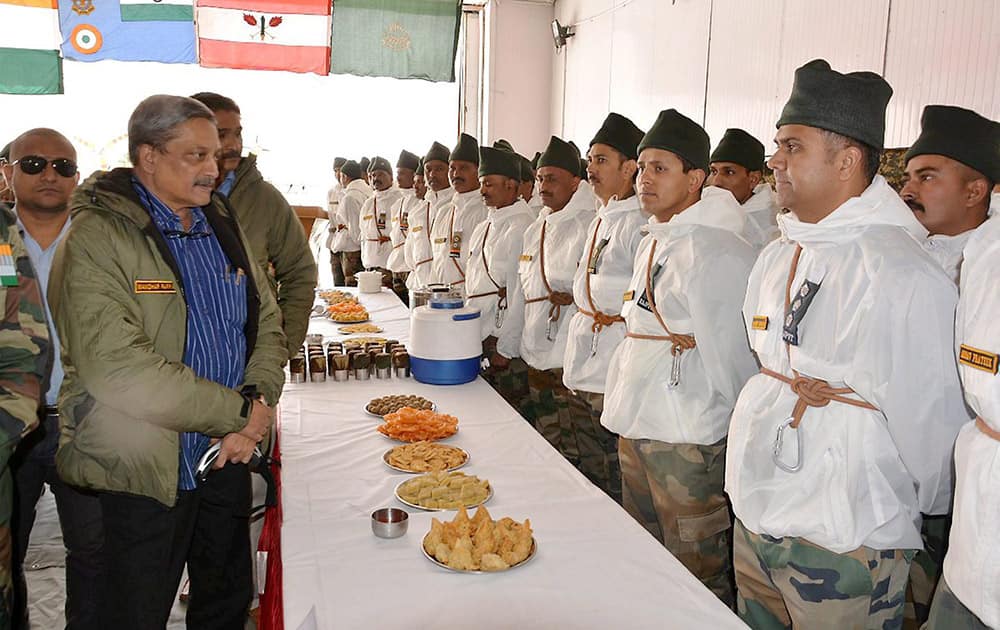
[280,288,748,629]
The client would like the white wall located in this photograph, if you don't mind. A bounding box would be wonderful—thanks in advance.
[483,0,555,157]
[550,0,1000,152]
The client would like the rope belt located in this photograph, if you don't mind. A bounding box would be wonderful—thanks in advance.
[976,416,1000,441]
[759,367,877,429]
[578,307,624,334]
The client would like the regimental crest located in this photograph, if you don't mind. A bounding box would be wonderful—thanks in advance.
[382,22,411,52]
[72,0,95,16]
[243,13,284,41]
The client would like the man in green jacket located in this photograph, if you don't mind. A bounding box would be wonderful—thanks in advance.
[191,92,317,357]
[49,95,286,630]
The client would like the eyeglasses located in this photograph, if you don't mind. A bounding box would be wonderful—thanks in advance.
[11,155,78,178]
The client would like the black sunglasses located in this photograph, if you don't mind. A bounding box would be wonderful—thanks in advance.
[12,155,78,178]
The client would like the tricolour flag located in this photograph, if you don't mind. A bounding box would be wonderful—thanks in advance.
[196,0,331,75]
[58,0,195,63]
[120,0,193,22]
[329,0,461,82]
[0,0,63,94]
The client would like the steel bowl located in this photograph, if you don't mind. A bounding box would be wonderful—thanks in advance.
[371,507,409,538]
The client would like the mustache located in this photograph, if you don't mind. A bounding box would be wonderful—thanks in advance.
[195,177,216,187]
[221,151,241,160]
[905,199,925,212]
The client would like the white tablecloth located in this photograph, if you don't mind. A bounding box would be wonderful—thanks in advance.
[281,288,747,629]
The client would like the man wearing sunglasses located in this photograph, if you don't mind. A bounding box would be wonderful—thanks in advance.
[0,134,52,627]
[48,95,286,629]
[2,129,106,630]
[190,92,317,359]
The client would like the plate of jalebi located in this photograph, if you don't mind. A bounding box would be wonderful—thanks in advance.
[317,289,358,305]
[377,407,458,442]
[326,302,369,323]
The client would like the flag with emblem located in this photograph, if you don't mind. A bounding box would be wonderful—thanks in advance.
[0,0,63,94]
[58,0,195,62]
[120,0,193,22]
[329,0,461,82]
[196,0,331,74]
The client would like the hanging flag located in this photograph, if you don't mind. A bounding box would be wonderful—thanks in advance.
[0,0,63,94]
[120,0,193,22]
[59,0,196,63]
[196,0,331,75]
[329,0,461,82]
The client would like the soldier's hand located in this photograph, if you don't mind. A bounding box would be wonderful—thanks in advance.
[213,432,257,468]
[239,399,273,443]
[491,353,510,369]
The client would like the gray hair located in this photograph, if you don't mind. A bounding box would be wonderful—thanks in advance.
[127,95,216,165]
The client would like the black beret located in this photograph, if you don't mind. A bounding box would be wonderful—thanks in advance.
[710,128,765,172]
[777,59,893,149]
[638,109,710,172]
[360,157,370,171]
[479,146,520,179]
[341,160,362,180]
[368,156,392,174]
[333,156,347,169]
[396,150,420,171]
[424,141,451,164]
[492,139,515,153]
[905,105,1000,183]
[518,155,534,183]
[451,133,479,165]
[590,112,644,161]
[531,152,541,170]
[537,136,581,177]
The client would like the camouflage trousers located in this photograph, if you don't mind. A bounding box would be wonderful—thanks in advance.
[523,367,579,466]
[569,391,622,505]
[734,519,915,630]
[619,436,734,607]
[391,271,410,305]
[924,577,991,630]
[904,514,951,629]
[331,250,362,286]
[480,337,529,414]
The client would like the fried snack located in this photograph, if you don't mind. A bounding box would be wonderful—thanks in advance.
[343,336,387,347]
[397,471,489,510]
[339,323,383,334]
[377,407,458,442]
[367,394,435,416]
[422,506,533,572]
[386,441,467,473]
[318,289,358,304]
[327,302,369,322]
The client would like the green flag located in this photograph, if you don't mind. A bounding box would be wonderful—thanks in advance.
[0,48,62,95]
[330,0,461,82]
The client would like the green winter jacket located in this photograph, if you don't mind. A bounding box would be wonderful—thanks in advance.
[227,155,316,355]
[49,168,287,507]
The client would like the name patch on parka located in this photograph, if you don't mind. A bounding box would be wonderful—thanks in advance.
[134,280,176,294]
[959,344,998,375]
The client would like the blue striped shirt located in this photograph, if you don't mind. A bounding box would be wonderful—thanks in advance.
[133,179,248,490]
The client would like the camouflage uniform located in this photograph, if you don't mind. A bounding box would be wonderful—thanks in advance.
[924,578,991,630]
[332,250,362,287]
[522,367,579,467]
[734,519,915,630]
[619,436,734,607]
[391,271,409,305]
[568,391,621,504]
[0,209,49,626]
[480,337,528,414]
[904,514,950,629]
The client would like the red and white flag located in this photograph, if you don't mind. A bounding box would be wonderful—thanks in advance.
[196,0,330,74]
